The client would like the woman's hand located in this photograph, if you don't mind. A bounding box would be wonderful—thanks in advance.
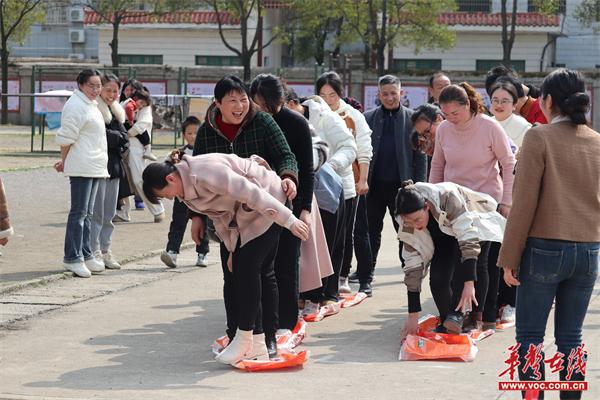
[356,179,369,196]
[53,160,64,173]
[455,281,478,314]
[400,312,420,341]
[290,219,309,241]
[299,210,312,233]
[503,267,520,287]
[190,216,205,245]
[281,178,297,201]
[498,204,511,218]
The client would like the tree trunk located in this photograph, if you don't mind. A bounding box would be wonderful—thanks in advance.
[501,0,517,67]
[242,54,251,82]
[110,19,120,70]
[376,0,388,76]
[1,44,9,125]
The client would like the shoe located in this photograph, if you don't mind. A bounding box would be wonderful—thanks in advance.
[135,201,145,210]
[339,276,351,294]
[443,312,465,335]
[196,253,208,267]
[102,250,121,270]
[297,299,306,310]
[433,324,448,334]
[302,300,320,317]
[84,257,105,274]
[63,261,91,278]
[143,151,158,161]
[112,214,130,223]
[348,271,359,283]
[154,212,165,223]
[462,311,483,332]
[276,328,292,337]
[215,328,254,365]
[500,305,515,324]
[92,249,103,262]
[244,334,269,360]
[358,282,373,297]
[160,250,178,268]
[265,333,278,359]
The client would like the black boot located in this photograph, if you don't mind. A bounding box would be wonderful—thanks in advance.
[265,333,278,360]
[358,282,373,297]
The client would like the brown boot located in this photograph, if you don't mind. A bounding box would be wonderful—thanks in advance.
[462,312,483,332]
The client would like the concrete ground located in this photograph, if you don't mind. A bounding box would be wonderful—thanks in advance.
[0,143,599,399]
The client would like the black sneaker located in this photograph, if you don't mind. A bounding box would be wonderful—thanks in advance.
[348,271,359,283]
[443,312,465,335]
[358,282,373,297]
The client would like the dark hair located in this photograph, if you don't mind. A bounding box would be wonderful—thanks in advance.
[540,68,590,125]
[429,71,449,88]
[182,116,201,133]
[489,81,519,104]
[285,87,300,104]
[142,162,177,204]
[249,73,285,114]
[411,103,444,125]
[101,73,120,87]
[484,65,525,98]
[378,74,401,87]
[409,130,420,151]
[526,83,541,99]
[316,71,344,98]
[395,180,426,215]
[120,79,144,102]
[76,69,101,86]
[131,89,152,106]
[344,96,364,112]
[214,75,248,102]
[439,83,487,115]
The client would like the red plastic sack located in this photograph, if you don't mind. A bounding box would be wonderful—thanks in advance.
[340,292,368,308]
[303,301,341,322]
[277,319,307,350]
[234,350,310,372]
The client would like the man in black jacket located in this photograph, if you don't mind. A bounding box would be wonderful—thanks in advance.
[362,75,427,285]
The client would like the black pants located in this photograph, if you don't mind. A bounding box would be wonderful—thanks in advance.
[167,198,209,254]
[483,242,501,323]
[219,224,281,338]
[273,222,301,331]
[301,191,346,303]
[354,195,374,284]
[498,273,516,307]
[428,233,491,321]
[340,196,359,278]
[367,181,402,269]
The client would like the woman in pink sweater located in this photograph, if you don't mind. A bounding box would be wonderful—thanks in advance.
[429,82,515,333]
[143,153,309,366]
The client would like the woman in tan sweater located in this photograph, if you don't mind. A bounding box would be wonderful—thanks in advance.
[497,69,599,398]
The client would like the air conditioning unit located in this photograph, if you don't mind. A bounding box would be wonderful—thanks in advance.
[69,29,85,43]
[69,8,84,22]
[69,53,85,60]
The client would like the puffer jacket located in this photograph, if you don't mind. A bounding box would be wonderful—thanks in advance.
[302,96,357,199]
[397,182,506,294]
[97,97,128,179]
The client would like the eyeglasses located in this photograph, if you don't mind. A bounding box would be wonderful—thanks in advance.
[418,122,434,141]
[491,98,513,105]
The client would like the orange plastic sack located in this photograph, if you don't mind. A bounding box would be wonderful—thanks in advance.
[340,292,368,308]
[277,319,307,350]
[303,301,341,322]
[234,350,310,372]
[211,335,230,356]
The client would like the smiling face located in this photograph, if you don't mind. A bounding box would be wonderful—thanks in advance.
[490,88,516,121]
[430,75,451,103]
[216,90,250,124]
[80,75,102,101]
[401,205,430,230]
[413,117,441,156]
[378,83,401,110]
[100,80,120,104]
[319,84,342,111]
[440,101,471,126]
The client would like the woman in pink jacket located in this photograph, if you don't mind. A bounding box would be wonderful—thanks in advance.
[142,152,308,366]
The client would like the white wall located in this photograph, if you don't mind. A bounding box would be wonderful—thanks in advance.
[96,27,256,67]
[393,31,552,72]
[555,0,600,69]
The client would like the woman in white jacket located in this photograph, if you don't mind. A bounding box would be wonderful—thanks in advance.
[54,69,109,278]
[317,71,374,295]
[287,92,356,307]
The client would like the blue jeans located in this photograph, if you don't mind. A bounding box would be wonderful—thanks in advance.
[64,177,100,263]
[516,238,599,399]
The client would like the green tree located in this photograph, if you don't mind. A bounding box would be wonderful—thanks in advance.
[574,0,600,31]
[205,0,291,81]
[83,0,195,69]
[339,0,456,76]
[0,0,44,124]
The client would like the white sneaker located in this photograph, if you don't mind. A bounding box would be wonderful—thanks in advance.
[500,305,516,324]
[143,150,158,161]
[339,276,352,294]
[63,261,91,278]
[160,250,178,268]
[93,249,103,261]
[154,212,165,223]
[276,329,292,337]
[102,250,121,270]
[85,257,105,274]
[302,300,320,316]
[196,253,208,267]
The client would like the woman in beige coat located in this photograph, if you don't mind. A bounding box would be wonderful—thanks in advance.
[142,153,308,366]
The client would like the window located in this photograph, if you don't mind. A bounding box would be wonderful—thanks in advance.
[476,60,525,72]
[457,0,491,12]
[118,54,163,65]
[393,59,442,72]
[527,0,566,14]
[195,55,241,66]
